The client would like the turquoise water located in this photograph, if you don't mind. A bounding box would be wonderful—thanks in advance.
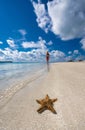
[0,62,46,90]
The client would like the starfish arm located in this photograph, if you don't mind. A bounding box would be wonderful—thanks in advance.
[45,94,49,100]
[37,106,47,113]
[47,105,57,114]
[52,98,58,103]
[36,100,41,104]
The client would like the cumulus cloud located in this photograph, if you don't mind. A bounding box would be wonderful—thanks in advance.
[32,1,52,33]
[0,48,45,62]
[47,0,85,40]
[50,50,65,61]
[0,49,5,60]
[65,55,73,62]
[21,37,49,62]
[0,48,18,61]
[68,50,79,55]
[0,46,66,62]
[51,50,65,57]
[0,36,55,62]
[32,0,85,41]
[6,38,16,48]
[22,41,40,48]
[22,37,47,51]
[0,48,32,62]
[66,49,80,61]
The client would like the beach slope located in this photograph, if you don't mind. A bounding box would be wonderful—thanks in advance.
[0,62,85,130]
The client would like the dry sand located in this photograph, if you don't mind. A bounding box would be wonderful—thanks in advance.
[0,62,85,130]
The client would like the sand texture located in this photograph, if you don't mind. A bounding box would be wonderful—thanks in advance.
[0,62,85,130]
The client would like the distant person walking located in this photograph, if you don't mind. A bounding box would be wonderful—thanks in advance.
[46,51,50,64]
[46,51,50,71]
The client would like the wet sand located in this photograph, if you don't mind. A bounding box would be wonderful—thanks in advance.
[0,62,85,130]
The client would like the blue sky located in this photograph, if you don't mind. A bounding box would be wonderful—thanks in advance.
[0,0,85,62]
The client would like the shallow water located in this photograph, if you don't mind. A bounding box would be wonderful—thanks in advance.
[0,62,46,90]
[0,62,47,108]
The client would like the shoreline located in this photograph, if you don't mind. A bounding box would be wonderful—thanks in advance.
[0,66,46,109]
[0,62,46,91]
[0,62,85,130]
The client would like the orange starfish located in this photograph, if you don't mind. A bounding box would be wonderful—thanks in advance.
[36,94,57,114]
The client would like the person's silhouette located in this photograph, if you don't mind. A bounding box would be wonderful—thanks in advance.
[46,51,50,71]
[46,51,50,64]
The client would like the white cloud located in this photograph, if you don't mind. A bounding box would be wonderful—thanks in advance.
[32,1,52,33]
[0,36,53,62]
[0,48,17,61]
[0,49,5,61]
[21,37,48,61]
[32,0,85,41]
[47,41,53,45]
[65,55,72,61]
[6,38,16,48]
[0,41,3,44]
[0,47,66,62]
[66,49,81,61]
[73,50,79,54]
[22,37,47,51]
[75,55,85,61]
[0,48,46,62]
[50,50,65,61]
[18,29,27,36]
[48,0,85,40]
[27,49,45,62]
[51,50,65,57]
[68,50,79,55]
[80,38,85,50]
[22,41,40,48]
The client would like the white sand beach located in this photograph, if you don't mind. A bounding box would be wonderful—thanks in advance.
[0,62,85,130]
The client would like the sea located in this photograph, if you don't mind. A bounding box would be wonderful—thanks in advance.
[0,62,46,106]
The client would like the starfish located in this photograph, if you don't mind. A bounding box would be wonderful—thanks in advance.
[36,94,57,114]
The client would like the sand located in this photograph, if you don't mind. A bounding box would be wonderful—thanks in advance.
[0,62,85,130]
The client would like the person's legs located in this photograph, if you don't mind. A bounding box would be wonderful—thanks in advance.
[46,57,49,63]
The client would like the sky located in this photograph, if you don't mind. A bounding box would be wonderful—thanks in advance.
[0,0,85,62]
